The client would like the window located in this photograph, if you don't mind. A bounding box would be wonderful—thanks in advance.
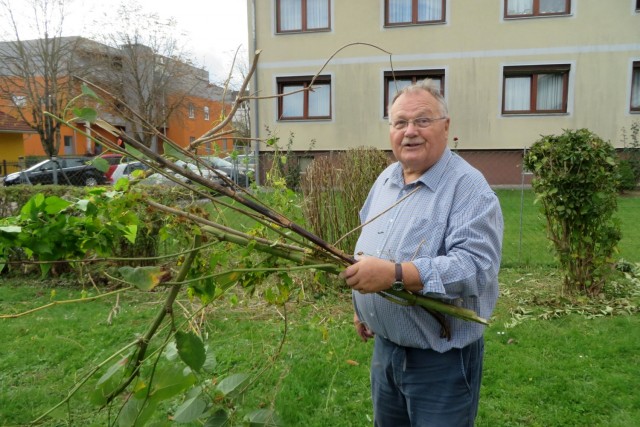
[384,70,445,117]
[204,106,210,121]
[276,0,330,33]
[502,65,570,114]
[385,0,445,26]
[277,75,331,120]
[504,0,570,18]
[632,61,640,112]
[637,0,640,11]
[63,136,74,155]
[188,103,195,119]
[12,95,27,107]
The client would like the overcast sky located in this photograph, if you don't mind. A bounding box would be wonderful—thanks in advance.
[1,0,249,86]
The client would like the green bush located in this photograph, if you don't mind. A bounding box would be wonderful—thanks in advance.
[617,159,638,192]
[523,128,621,296]
[301,147,391,254]
[0,183,194,275]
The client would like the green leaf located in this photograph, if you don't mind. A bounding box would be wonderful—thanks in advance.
[118,397,157,427]
[96,357,129,387]
[243,409,282,426]
[73,107,98,123]
[147,364,196,401]
[0,226,21,233]
[118,266,169,291]
[175,331,206,372]
[164,341,179,361]
[204,409,230,427]
[91,157,110,173]
[163,142,191,163]
[124,144,144,160]
[124,224,138,244]
[216,373,250,397]
[91,356,129,405]
[172,396,208,423]
[44,196,72,215]
[81,83,101,101]
[203,348,217,373]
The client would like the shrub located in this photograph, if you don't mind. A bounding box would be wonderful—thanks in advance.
[620,121,640,190]
[618,159,637,192]
[523,128,621,296]
[0,183,194,276]
[301,147,391,254]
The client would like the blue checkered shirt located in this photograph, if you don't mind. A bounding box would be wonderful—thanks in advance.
[352,148,503,352]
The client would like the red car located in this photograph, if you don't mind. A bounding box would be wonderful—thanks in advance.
[94,154,124,183]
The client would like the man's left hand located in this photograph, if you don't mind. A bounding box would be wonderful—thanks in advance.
[341,256,395,294]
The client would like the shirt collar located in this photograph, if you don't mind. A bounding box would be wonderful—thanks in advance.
[388,148,452,191]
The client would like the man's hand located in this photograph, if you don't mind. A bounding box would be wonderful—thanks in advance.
[353,313,374,342]
[341,256,395,294]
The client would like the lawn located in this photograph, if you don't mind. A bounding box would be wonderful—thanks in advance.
[1,191,639,426]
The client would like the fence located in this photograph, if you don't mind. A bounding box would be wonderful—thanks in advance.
[1,159,24,177]
[0,156,107,186]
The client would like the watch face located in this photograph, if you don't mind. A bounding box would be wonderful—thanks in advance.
[392,281,404,291]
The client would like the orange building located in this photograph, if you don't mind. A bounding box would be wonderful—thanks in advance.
[0,37,234,161]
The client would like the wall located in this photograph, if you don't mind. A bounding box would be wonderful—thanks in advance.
[249,0,640,160]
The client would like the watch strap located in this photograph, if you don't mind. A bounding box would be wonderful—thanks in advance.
[391,262,404,291]
[395,262,403,282]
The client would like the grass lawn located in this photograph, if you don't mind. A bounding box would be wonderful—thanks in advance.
[1,191,639,426]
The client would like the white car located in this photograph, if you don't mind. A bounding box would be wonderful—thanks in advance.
[139,160,229,187]
[223,154,256,171]
[109,161,150,184]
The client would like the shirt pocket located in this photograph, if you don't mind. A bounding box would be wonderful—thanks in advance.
[394,217,446,262]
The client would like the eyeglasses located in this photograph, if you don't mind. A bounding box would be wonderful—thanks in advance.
[389,117,447,130]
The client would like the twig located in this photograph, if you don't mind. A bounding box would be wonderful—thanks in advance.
[0,287,133,319]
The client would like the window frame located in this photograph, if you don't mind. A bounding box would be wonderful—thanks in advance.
[502,64,570,115]
[384,0,446,27]
[204,106,210,121]
[631,61,640,113]
[276,0,331,34]
[276,75,332,121]
[383,70,445,118]
[504,0,571,19]
[188,103,195,119]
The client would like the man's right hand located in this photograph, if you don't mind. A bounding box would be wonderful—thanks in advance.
[354,313,374,342]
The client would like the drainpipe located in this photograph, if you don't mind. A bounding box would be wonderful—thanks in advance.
[251,0,261,185]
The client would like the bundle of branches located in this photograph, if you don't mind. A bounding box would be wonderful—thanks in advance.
[56,49,488,328]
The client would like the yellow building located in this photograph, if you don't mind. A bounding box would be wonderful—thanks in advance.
[0,111,35,175]
[247,0,640,184]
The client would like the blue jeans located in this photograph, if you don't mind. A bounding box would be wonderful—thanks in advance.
[370,335,484,427]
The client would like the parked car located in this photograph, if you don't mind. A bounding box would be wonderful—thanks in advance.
[201,156,254,187]
[223,154,256,171]
[2,157,108,186]
[139,160,229,188]
[94,153,125,182]
[109,161,150,184]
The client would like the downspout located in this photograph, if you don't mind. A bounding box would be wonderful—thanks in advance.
[251,0,261,185]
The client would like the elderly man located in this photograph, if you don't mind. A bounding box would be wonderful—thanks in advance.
[342,79,503,426]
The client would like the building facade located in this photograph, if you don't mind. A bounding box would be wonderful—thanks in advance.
[247,0,640,185]
[0,37,233,161]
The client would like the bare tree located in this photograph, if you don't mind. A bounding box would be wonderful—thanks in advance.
[0,0,81,157]
[96,4,211,151]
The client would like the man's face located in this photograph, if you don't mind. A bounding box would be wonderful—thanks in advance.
[388,90,450,182]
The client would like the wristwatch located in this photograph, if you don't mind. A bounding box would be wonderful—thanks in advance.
[391,262,404,291]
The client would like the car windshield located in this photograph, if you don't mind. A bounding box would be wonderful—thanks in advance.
[26,160,52,171]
